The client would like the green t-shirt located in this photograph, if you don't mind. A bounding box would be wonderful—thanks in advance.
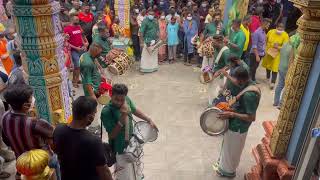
[213,47,230,72]
[203,22,225,38]
[228,82,260,133]
[139,18,159,44]
[80,52,101,96]
[226,60,250,96]
[228,30,246,58]
[101,97,136,154]
[93,35,111,68]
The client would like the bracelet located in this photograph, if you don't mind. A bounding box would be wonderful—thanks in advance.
[118,121,124,127]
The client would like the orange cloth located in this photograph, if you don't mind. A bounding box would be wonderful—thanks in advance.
[0,38,13,74]
[104,15,112,29]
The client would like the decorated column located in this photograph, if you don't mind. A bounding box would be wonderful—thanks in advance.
[219,0,250,31]
[115,0,131,37]
[13,0,71,123]
[270,0,320,157]
[245,0,320,179]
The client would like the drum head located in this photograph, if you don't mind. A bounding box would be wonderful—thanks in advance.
[200,107,228,136]
[107,64,119,75]
[97,95,111,105]
[134,121,158,143]
[200,72,213,84]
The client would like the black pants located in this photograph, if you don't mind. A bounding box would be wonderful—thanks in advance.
[249,53,263,81]
[131,34,141,61]
[266,69,278,83]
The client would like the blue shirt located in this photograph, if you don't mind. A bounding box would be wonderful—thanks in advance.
[167,23,179,46]
[250,27,266,56]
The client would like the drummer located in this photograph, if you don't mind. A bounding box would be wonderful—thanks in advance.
[207,34,230,106]
[80,42,103,100]
[213,67,260,178]
[101,83,158,180]
[92,21,111,69]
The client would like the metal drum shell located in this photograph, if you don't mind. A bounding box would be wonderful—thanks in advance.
[200,107,229,136]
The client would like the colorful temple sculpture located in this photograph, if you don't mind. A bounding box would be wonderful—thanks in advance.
[220,0,250,31]
[245,0,320,179]
[13,0,71,123]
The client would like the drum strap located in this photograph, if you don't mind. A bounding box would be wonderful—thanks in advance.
[228,85,261,106]
[214,46,229,64]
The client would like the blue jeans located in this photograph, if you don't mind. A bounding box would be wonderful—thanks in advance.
[49,154,61,180]
[274,71,286,106]
[71,50,85,68]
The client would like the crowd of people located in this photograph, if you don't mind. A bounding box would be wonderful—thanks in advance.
[0,0,303,179]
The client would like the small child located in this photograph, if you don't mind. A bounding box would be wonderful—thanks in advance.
[166,17,179,63]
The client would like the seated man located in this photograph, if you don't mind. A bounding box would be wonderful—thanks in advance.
[1,84,54,158]
[214,67,260,177]
[53,96,113,180]
[101,84,157,180]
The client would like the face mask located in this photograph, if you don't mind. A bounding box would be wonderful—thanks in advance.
[135,8,139,13]
[148,15,154,20]
[91,6,96,11]
[187,2,192,6]
[202,4,207,7]
[159,1,164,5]
[231,27,235,32]
[276,30,284,34]
[160,15,165,20]
[171,21,176,24]
[187,16,192,20]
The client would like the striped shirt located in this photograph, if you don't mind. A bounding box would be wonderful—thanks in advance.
[1,111,54,157]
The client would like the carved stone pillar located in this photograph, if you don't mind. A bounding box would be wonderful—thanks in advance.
[13,0,71,123]
[270,0,320,157]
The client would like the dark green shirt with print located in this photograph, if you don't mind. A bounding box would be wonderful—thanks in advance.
[203,22,226,38]
[228,30,246,58]
[228,82,260,133]
[101,97,136,154]
[80,52,101,96]
[93,35,111,68]
[139,18,159,44]
[213,47,230,72]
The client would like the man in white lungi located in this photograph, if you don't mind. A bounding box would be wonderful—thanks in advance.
[139,10,160,73]
[101,84,158,180]
[207,35,230,106]
[213,67,260,178]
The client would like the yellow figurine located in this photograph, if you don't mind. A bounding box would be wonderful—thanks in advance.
[16,149,56,180]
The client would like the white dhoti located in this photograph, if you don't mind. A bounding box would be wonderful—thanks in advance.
[218,130,248,176]
[140,45,158,73]
[208,76,225,106]
[115,154,143,180]
[201,56,214,71]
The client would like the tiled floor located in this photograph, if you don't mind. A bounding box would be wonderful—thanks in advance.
[103,61,279,180]
[2,61,279,180]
